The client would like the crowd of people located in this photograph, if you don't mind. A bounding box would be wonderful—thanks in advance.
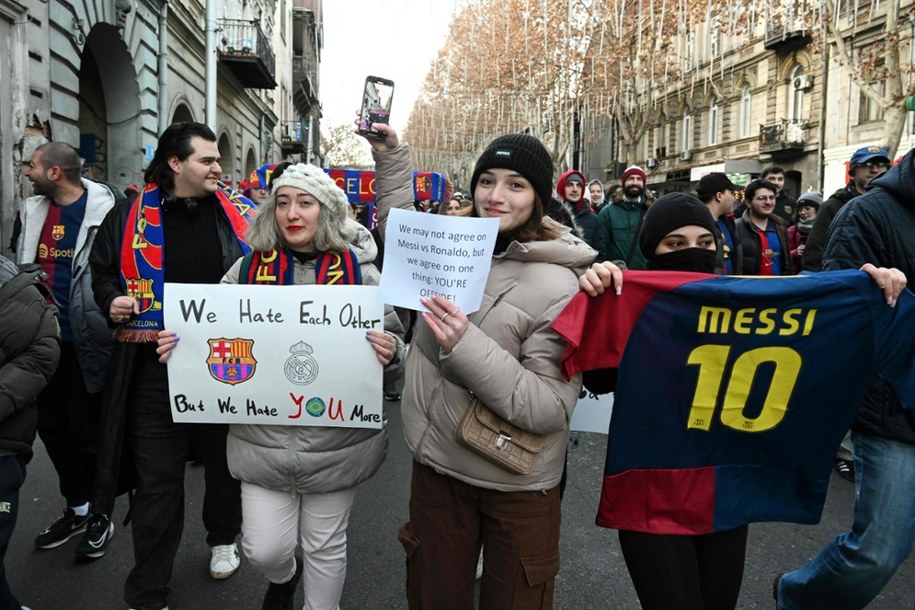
[1,120,912,610]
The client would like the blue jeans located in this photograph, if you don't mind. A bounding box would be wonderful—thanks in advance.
[778,432,915,609]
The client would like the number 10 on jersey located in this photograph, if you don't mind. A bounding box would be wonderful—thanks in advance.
[686,345,802,433]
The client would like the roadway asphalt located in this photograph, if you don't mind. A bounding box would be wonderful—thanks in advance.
[8,397,914,609]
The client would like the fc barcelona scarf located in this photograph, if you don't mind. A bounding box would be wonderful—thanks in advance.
[117,183,256,342]
[237,247,363,286]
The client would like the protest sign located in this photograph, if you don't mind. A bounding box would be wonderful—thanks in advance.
[571,390,614,434]
[378,208,499,313]
[164,283,384,428]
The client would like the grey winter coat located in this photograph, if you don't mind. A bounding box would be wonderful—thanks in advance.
[222,223,406,494]
[0,257,60,461]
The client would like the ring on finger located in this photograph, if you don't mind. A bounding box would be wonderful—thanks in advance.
[440,312,451,322]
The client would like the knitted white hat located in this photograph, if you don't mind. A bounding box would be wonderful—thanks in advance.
[271,163,349,222]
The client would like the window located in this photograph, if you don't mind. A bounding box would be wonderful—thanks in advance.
[684,32,695,70]
[739,85,752,138]
[858,86,885,123]
[657,122,667,156]
[858,66,886,124]
[789,65,805,123]
[682,110,692,151]
[708,100,719,146]
[709,18,721,59]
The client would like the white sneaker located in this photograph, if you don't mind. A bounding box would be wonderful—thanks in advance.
[209,543,240,579]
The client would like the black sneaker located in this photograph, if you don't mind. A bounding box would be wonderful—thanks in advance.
[772,572,784,601]
[35,508,91,550]
[384,392,401,402]
[75,514,114,559]
[834,459,855,483]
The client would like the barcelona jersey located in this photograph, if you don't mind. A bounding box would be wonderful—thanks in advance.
[552,270,915,535]
[37,192,88,341]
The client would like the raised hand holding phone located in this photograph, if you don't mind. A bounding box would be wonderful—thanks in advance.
[358,76,394,140]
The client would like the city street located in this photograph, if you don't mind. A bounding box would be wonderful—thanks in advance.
[8,396,915,609]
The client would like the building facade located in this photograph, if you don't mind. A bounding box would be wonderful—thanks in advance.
[1,0,323,256]
[581,0,915,200]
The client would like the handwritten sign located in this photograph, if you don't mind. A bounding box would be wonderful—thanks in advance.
[163,283,384,428]
[570,391,614,434]
[378,208,499,313]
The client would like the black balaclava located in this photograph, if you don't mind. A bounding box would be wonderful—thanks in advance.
[639,192,719,273]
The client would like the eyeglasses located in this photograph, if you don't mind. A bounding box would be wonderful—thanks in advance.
[861,161,888,169]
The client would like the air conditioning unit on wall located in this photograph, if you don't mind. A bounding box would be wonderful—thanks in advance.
[646,157,658,169]
[793,75,813,91]
[680,151,692,162]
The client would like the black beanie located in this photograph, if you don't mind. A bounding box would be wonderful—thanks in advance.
[638,192,718,259]
[470,134,554,207]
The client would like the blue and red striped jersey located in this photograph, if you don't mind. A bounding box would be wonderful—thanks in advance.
[552,270,915,535]
[36,192,87,341]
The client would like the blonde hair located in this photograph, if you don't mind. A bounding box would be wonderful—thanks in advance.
[245,187,357,253]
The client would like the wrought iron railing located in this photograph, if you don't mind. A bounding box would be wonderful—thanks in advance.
[759,119,807,151]
[217,18,276,77]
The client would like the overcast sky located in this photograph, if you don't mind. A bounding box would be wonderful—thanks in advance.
[319,0,457,132]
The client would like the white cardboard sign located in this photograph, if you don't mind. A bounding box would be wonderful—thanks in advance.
[570,390,615,434]
[163,283,384,428]
[378,208,499,313]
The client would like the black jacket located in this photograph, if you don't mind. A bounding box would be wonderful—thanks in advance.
[0,258,60,462]
[88,193,248,513]
[802,182,859,271]
[773,191,797,224]
[735,212,793,275]
[570,201,605,263]
[712,213,743,275]
[822,149,915,445]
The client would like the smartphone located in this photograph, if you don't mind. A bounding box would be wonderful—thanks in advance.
[358,76,394,139]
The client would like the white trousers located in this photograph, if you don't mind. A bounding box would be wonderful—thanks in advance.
[240,481,357,610]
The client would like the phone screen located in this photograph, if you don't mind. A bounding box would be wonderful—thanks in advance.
[359,76,394,139]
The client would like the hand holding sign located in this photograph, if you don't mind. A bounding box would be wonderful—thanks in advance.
[378,208,499,313]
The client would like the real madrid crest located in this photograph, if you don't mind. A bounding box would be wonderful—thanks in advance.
[285,340,319,385]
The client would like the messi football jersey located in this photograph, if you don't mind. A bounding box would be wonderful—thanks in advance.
[552,270,915,535]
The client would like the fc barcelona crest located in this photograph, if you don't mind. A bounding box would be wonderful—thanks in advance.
[51,225,65,241]
[124,278,159,313]
[207,338,257,385]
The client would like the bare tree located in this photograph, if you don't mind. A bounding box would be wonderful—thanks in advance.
[404,0,602,186]
[321,123,374,168]
[818,0,914,157]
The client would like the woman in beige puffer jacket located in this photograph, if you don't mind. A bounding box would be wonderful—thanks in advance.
[366,124,596,610]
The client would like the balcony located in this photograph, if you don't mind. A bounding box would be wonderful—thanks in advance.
[217,18,277,89]
[280,121,307,155]
[293,56,320,117]
[759,119,808,159]
[763,23,812,53]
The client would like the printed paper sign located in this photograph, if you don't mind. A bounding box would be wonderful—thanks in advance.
[164,283,384,428]
[378,208,499,313]
[570,390,614,434]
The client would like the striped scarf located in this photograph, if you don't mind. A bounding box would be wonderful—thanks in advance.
[117,182,256,342]
[238,247,362,286]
